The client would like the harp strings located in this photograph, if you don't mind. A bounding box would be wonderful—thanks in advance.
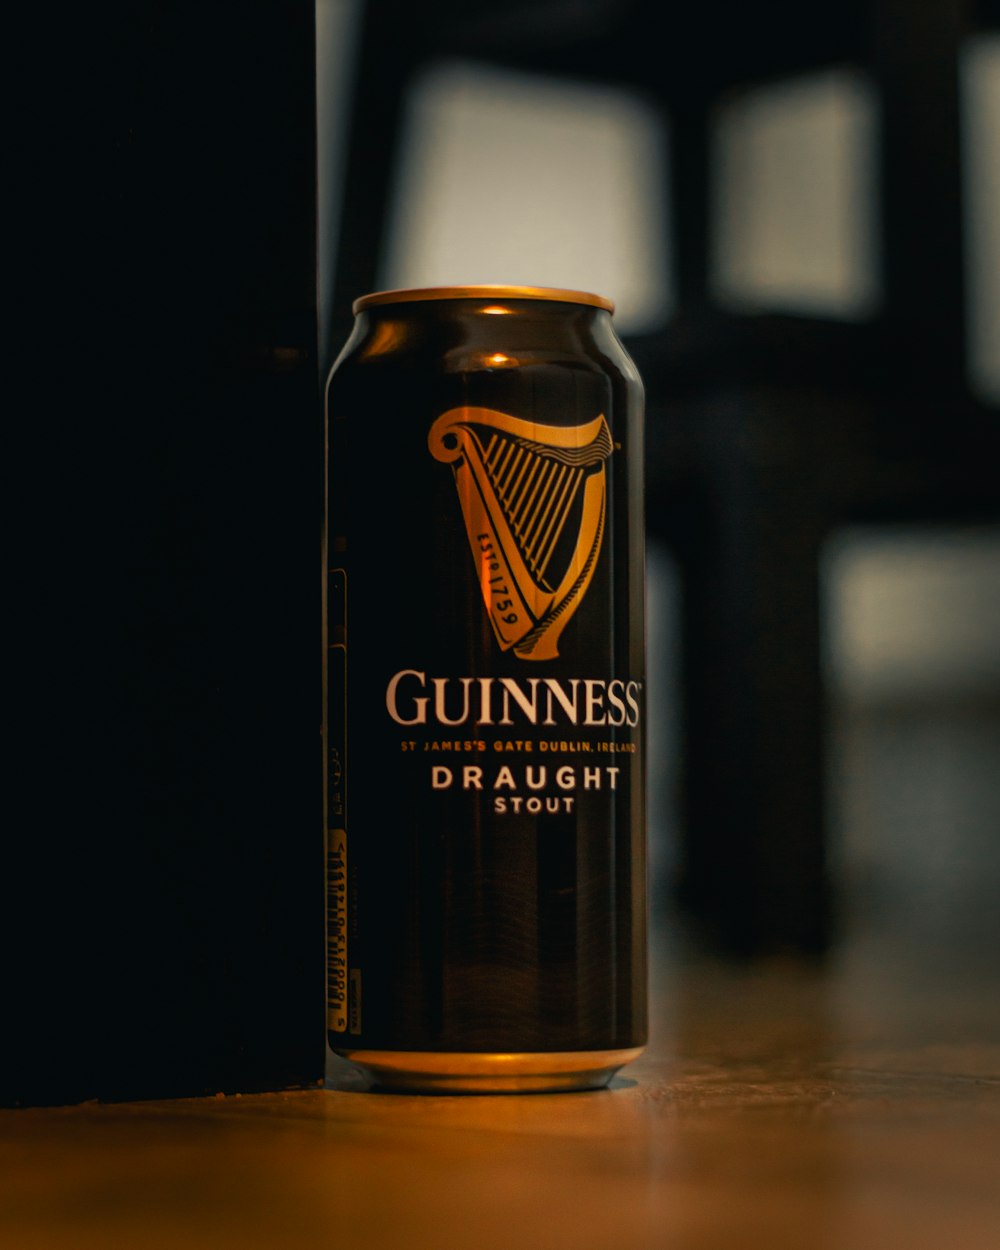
[482,432,584,593]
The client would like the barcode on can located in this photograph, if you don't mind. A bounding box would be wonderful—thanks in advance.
[326,828,348,1032]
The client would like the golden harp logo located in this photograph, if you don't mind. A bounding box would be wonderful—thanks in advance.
[429,406,613,661]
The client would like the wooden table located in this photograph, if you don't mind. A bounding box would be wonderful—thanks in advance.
[5,932,999,1250]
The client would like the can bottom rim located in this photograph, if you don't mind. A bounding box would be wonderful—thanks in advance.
[333,1047,645,1094]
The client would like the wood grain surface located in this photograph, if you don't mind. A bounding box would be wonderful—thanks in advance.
[5,933,999,1250]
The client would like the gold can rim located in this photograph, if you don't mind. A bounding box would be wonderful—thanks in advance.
[335,1046,644,1093]
[353,284,615,315]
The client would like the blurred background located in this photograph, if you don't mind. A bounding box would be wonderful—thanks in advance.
[317,0,1000,972]
[7,0,998,1107]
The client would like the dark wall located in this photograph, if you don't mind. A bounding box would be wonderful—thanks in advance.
[8,2,322,1107]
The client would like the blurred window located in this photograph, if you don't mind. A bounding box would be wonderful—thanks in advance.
[380,60,670,333]
[823,526,1000,707]
[711,68,879,319]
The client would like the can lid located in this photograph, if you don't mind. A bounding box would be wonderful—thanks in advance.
[353,285,615,315]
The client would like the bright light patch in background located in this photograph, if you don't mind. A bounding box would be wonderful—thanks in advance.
[381,61,670,333]
[824,525,1000,976]
[712,69,878,318]
[961,35,1000,405]
[823,526,1000,706]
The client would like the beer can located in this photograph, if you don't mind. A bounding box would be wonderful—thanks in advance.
[324,285,646,1092]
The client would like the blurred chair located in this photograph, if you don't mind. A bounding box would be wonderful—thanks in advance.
[330,0,1000,955]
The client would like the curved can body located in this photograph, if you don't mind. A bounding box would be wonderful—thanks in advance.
[323,286,646,1092]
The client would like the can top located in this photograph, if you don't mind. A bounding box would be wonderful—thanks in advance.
[353,285,615,315]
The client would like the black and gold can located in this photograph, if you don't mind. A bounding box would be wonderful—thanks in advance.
[323,286,646,1092]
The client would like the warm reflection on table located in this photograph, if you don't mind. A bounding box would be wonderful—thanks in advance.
[4,926,999,1250]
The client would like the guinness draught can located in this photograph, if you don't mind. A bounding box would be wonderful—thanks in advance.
[324,286,646,1092]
